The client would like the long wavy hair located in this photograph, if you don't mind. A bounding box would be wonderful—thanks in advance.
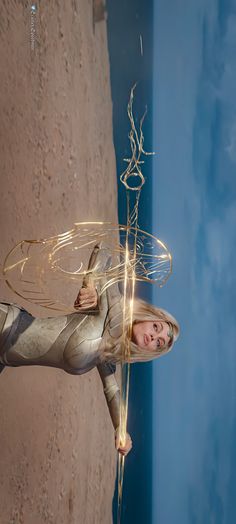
[100,297,180,364]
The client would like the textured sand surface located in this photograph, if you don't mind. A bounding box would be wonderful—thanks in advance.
[0,1,118,523]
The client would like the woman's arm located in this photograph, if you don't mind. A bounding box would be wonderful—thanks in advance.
[97,362,120,429]
[97,362,132,456]
[74,243,107,312]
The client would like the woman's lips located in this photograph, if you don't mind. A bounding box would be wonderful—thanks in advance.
[144,334,150,346]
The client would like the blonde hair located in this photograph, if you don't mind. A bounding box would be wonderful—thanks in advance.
[100,298,180,364]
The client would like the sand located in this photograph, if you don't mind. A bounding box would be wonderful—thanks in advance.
[0,1,118,522]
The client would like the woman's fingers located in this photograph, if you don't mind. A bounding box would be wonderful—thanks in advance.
[115,431,133,456]
[74,286,98,309]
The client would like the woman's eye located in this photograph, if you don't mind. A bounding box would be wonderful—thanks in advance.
[154,323,161,333]
[156,339,160,348]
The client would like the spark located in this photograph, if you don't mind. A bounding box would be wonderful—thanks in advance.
[139,34,143,56]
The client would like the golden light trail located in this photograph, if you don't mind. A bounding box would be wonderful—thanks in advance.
[117,84,154,523]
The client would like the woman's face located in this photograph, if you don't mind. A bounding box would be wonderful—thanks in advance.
[132,320,171,351]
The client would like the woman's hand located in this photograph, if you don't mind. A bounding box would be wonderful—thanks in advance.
[74,284,98,310]
[115,428,133,456]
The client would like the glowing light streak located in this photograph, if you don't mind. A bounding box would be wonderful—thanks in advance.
[140,35,143,56]
[117,84,154,523]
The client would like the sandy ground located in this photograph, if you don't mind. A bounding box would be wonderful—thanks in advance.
[0,1,118,523]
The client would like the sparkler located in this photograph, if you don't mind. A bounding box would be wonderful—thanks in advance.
[117,83,154,523]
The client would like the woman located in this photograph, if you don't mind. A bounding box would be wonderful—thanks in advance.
[0,244,180,456]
